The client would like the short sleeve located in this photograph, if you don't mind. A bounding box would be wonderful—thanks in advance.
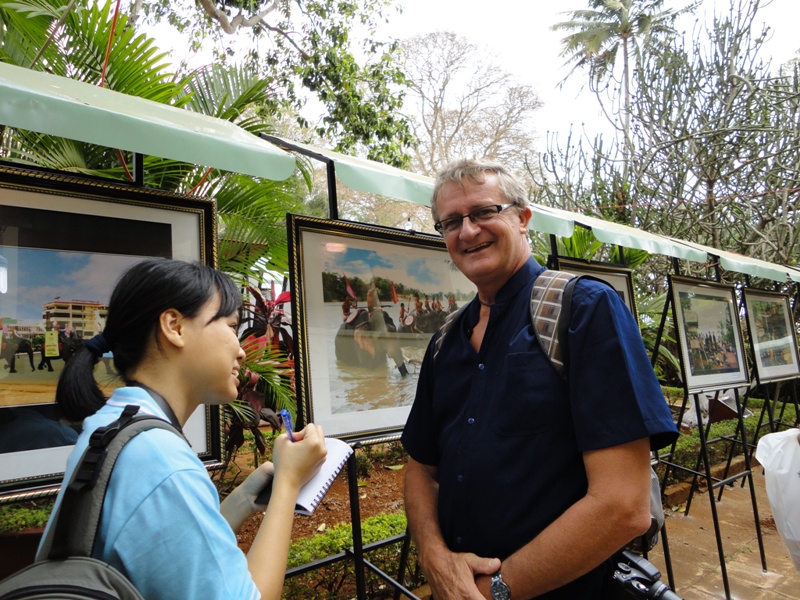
[567,280,678,452]
[100,429,260,600]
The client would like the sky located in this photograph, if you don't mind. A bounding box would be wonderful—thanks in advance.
[156,0,800,154]
[0,249,140,323]
[378,0,800,152]
[314,234,471,296]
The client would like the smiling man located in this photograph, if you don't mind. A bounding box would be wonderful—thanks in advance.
[401,158,678,599]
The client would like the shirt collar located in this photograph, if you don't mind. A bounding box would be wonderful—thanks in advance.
[105,386,170,421]
[467,256,544,317]
[496,256,544,305]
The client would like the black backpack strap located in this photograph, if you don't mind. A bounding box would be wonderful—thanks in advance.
[41,405,181,560]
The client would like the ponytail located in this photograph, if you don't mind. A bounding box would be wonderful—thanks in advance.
[56,346,106,422]
[54,258,241,423]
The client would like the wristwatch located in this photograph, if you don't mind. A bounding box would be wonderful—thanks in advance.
[490,571,511,600]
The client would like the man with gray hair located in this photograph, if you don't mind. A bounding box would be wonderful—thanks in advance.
[401,158,677,599]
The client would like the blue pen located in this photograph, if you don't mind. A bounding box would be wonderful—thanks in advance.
[279,409,294,442]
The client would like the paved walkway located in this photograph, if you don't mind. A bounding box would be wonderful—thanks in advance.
[648,469,799,599]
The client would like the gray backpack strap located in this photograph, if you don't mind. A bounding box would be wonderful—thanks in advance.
[529,270,580,380]
[39,406,181,560]
[432,303,469,362]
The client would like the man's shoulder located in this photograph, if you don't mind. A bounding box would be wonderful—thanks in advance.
[568,273,619,302]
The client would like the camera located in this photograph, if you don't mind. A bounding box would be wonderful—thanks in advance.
[609,550,683,600]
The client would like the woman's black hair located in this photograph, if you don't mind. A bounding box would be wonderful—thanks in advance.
[56,259,241,422]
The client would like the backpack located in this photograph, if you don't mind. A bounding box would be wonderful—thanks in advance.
[0,405,181,599]
[434,269,664,553]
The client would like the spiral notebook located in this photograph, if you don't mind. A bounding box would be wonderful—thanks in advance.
[256,437,353,515]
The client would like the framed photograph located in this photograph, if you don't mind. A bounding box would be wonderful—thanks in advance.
[669,275,749,393]
[288,214,474,441]
[555,258,638,321]
[743,288,800,383]
[0,164,218,499]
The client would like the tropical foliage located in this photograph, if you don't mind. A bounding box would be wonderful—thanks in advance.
[552,0,695,225]
[0,0,320,421]
[125,0,414,166]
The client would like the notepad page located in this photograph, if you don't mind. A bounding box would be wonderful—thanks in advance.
[295,437,354,515]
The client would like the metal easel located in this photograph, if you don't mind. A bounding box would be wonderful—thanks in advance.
[653,257,767,600]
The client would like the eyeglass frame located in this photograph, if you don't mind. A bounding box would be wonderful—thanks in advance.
[433,203,516,235]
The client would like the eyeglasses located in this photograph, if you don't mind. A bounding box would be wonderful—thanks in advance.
[433,203,515,235]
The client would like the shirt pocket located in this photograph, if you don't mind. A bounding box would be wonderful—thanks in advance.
[491,351,565,437]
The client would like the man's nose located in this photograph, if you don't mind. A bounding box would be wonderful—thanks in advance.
[459,215,481,238]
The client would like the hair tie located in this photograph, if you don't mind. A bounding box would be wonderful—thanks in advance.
[84,333,111,357]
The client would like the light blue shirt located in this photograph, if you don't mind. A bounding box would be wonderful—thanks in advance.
[40,387,260,600]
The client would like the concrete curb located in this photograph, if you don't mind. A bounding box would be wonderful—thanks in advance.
[662,454,760,507]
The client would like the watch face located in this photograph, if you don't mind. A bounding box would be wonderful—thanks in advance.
[490,575,511,600]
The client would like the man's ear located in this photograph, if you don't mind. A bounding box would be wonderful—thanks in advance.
[159,308,185,349]
[518,205,532,232]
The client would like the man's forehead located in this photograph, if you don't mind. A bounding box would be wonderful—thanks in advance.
[439,175,503,207]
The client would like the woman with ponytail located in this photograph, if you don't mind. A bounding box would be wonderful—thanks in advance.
[43,258,327,600]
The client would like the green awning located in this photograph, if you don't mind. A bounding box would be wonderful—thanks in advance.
[665,237,800,283]
[0,62,295,181]
[265,137,435,206]
[529,204,708,262]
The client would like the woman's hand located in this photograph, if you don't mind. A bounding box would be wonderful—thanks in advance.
[220,461,275,531]
[246,424,327,599]
[272,423,327,493]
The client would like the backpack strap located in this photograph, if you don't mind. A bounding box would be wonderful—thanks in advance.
[432,304,469,363]
[529,270,583,380]
[41,405,182,560]
[432,270,586,369]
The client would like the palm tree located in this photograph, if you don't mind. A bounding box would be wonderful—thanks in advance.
[552,0,693,225]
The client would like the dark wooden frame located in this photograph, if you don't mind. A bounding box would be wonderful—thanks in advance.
[743,288,800,383]
[0,165,220,500]
[669,275,749,392]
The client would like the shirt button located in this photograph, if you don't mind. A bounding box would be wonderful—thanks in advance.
[467,417,475,425]
[455,536,463,545]
[457,474,464,483]
[478,363,485,370]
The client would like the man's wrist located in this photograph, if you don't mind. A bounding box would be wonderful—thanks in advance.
[416,540,449,574]
[489,570,511,600]
[474,573,492,599]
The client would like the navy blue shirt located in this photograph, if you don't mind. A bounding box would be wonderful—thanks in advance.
[402,257,678,598]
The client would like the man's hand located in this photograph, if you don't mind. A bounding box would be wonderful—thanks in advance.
[422,550,500,600]
[405,458,501,599]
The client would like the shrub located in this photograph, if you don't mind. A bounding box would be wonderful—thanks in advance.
[657,396,797,488]
[0,500,54,533]
[284,511,422,599]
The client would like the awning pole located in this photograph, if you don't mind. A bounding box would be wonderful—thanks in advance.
[260,133,339,220]
[133,152,144,186]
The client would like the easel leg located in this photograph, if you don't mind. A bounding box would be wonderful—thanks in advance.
[347,449,367,599]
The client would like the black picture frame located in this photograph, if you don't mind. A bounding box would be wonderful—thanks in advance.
[0,165,220,500]
[743,288,800,383]
[287,214,474,441]
[555,258,638,322]
[669,275,749,393]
